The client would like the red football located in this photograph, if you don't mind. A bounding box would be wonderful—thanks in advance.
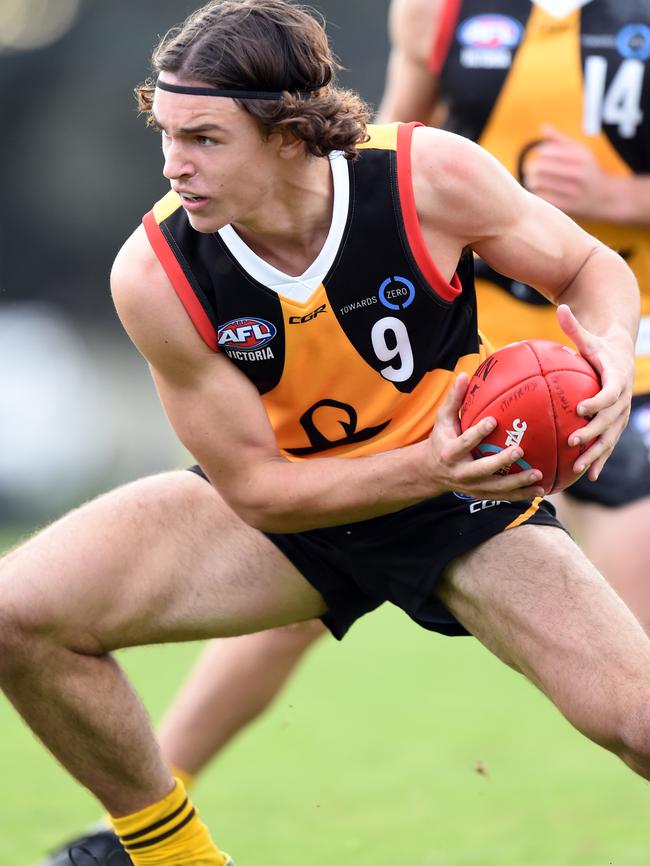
[459,340,601,495]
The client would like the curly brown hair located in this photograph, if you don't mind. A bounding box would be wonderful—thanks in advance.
[135,0,370,159]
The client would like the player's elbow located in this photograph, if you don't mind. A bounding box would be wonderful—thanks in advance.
[219,467,308,534]
[233,497,307,534]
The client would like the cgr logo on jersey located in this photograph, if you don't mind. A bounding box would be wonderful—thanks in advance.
[218,317,276,361]
[289,304,328,324]
[617,24,650,61]
[457,14,523,69]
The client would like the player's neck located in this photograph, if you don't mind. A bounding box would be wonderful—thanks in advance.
[231,154,334,277]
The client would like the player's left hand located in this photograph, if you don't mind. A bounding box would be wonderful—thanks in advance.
[523,125,614,221]
[557,304,634,481]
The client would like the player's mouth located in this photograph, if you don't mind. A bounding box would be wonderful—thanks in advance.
[178,192,209,211]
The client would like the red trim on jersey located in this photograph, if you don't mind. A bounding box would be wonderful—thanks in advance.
[142,210,219,351]
[396,122,462,303]
[429,0,462,74]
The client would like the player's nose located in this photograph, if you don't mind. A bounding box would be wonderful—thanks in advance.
[162,142,195,180]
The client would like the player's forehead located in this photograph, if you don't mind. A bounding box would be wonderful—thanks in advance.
[152,73,245,132]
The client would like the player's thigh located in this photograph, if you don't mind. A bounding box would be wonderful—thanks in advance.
[436,524,650,740]
[0,471,327,652]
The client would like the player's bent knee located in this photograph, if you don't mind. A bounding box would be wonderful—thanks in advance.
[0,603,53,678]
[0,558,100,670]
[0,601,103,682]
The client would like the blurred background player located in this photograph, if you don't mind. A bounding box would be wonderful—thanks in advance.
[377,0,650,627]
[37,1,650,862]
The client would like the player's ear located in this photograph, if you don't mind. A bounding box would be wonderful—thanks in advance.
[275,131,305,160]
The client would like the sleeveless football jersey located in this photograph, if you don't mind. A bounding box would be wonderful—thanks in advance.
[143,123,487,461]
[433,0,650,393]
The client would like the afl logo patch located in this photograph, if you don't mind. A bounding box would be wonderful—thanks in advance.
[218,317,277,351]
[458,14,523,50]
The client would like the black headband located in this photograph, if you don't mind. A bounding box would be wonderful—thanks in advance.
[155,79,314,100]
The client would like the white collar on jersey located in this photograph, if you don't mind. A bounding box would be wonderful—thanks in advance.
[532,0,594,18]
[217,151,349,304]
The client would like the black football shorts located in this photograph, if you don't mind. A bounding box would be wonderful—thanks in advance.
[188,465,563,640]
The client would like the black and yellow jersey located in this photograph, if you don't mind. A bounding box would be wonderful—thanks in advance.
[432,0,650,393]
[143,123,487,461]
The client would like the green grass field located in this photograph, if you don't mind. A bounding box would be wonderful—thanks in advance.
[0,532,647,866]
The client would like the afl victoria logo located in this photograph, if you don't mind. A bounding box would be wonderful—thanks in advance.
[458,14,523,49]
[218,317,277,351]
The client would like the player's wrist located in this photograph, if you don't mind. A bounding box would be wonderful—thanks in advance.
[404,438,449,500]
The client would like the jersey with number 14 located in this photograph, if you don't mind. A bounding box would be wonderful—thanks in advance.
[143,122,487,460]
[434,0,650,392]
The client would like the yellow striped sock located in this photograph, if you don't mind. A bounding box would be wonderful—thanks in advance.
[109,779,228,866]
[101,767,195,828]
[169,765,195,791]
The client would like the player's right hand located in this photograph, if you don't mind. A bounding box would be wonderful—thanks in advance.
[426,373,546,500]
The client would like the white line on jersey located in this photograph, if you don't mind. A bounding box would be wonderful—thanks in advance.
[532,0,594,20]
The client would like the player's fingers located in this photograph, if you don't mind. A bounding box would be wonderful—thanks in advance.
[584,451,610,483]
[457,470,545,500]
[571,412,627,477]
[539,123,581,147]
[441,415,497,459]
[456,444,543,482]
[525,172,582,196]
[526,151,584,181]
[481,474,546,498]
[569,395,625,445]
[437,372,469,430]
[573,381,621,420]
[573,438,613,480]
[556,305,599,369]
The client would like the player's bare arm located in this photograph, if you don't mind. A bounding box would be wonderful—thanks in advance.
[112,227,544,534]
[411,126,640,478]
[376,0,442,124]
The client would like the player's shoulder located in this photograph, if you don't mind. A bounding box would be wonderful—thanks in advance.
[111,221,208,372]
[111,223,169,315]
[411,126,502,193]
[410,126,522,237]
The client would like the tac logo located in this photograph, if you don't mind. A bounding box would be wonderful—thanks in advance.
[378,276,415,310]
[217,317,277,351]
[458,14,523,49]
[505,418,527,448]
[617,24,650,60]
